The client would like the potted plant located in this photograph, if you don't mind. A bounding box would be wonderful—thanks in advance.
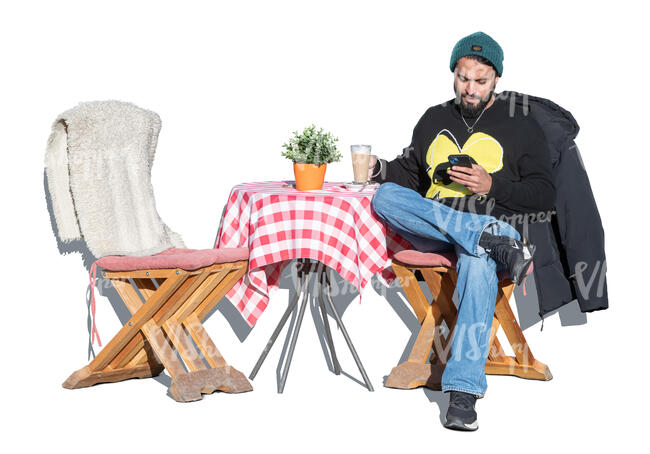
[282,124,342,190]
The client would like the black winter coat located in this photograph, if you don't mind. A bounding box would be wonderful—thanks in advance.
[500,91,608,318]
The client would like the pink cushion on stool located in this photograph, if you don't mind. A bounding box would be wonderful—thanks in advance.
[96,247,249,271]
[392,249,456,268]
[393,249,527,284]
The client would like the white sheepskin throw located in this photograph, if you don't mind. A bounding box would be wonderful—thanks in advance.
[45,100,185,258]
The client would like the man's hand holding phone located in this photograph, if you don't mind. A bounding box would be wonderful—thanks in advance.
[447,155,492,195]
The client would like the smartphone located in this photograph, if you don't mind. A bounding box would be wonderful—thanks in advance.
[448,154,475,168]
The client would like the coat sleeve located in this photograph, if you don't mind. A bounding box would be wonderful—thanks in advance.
[487,119,556,213]
[554,141,608,312]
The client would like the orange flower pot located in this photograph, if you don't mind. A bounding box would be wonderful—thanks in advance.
[293,162,327,191]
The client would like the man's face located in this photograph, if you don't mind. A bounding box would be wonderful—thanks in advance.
[453,56,499,118]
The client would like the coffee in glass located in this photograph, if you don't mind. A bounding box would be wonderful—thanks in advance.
[351,144,372,184]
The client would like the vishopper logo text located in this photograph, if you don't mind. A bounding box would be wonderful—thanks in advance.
[573,260,607,300]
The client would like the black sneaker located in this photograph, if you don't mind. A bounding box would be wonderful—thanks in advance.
[444,391,479,431]
[478,233,535,285]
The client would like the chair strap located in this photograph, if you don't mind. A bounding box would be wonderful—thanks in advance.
[89,261,102,347]
[522,262,534,297]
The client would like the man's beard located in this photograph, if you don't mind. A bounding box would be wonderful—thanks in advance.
[454,85,495,119]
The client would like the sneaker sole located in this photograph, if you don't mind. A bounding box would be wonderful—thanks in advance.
[444,416,479,431]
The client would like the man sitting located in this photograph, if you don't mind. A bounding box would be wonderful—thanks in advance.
[368,31,555,431]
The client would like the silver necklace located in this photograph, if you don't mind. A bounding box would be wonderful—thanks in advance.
[460,102,488,133]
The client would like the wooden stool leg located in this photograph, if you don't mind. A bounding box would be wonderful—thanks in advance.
[385,264,552,392]
[63,261,254,402]
[185,314,227,368]
[164,264,252,401]
[423,270,457,366]
[385,264,455,390]
[392,262,430,322]
[63,274,188,389]
[485,283,552,380]
[113,277,188,378]
[487,316,507,362]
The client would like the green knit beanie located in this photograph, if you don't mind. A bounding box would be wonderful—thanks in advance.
[449,31,504,77]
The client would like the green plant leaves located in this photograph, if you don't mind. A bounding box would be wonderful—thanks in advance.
[281,124,342,165]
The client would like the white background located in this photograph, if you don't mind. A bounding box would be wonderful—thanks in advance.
[1,0,647,452]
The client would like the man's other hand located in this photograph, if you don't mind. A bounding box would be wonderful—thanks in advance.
[368,155,378,180]
[448,164,492,195]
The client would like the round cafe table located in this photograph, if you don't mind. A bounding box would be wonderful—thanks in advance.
[215,180,411,391]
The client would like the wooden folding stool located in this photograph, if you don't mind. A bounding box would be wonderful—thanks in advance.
[63,248,253,402]
[384,249,552,390]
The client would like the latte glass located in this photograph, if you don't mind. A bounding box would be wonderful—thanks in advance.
[351,144,372,184]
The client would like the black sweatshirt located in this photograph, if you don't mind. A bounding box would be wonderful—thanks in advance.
[373,94,556,227]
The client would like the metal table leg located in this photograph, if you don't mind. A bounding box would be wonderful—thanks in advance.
[249,258,373,392]
[323,267,374,392]
[316,262,341,374]
[249,260,308,380]
[278,285,310,393]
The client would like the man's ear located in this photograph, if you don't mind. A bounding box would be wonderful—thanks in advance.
[495,75,500,85]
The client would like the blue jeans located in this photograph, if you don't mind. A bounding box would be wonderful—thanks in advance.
[371,183,520,397]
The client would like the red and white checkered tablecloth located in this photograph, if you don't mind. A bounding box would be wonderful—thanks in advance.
[214,181,411,326]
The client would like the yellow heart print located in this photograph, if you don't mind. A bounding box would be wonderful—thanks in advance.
[425,129,504,199]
